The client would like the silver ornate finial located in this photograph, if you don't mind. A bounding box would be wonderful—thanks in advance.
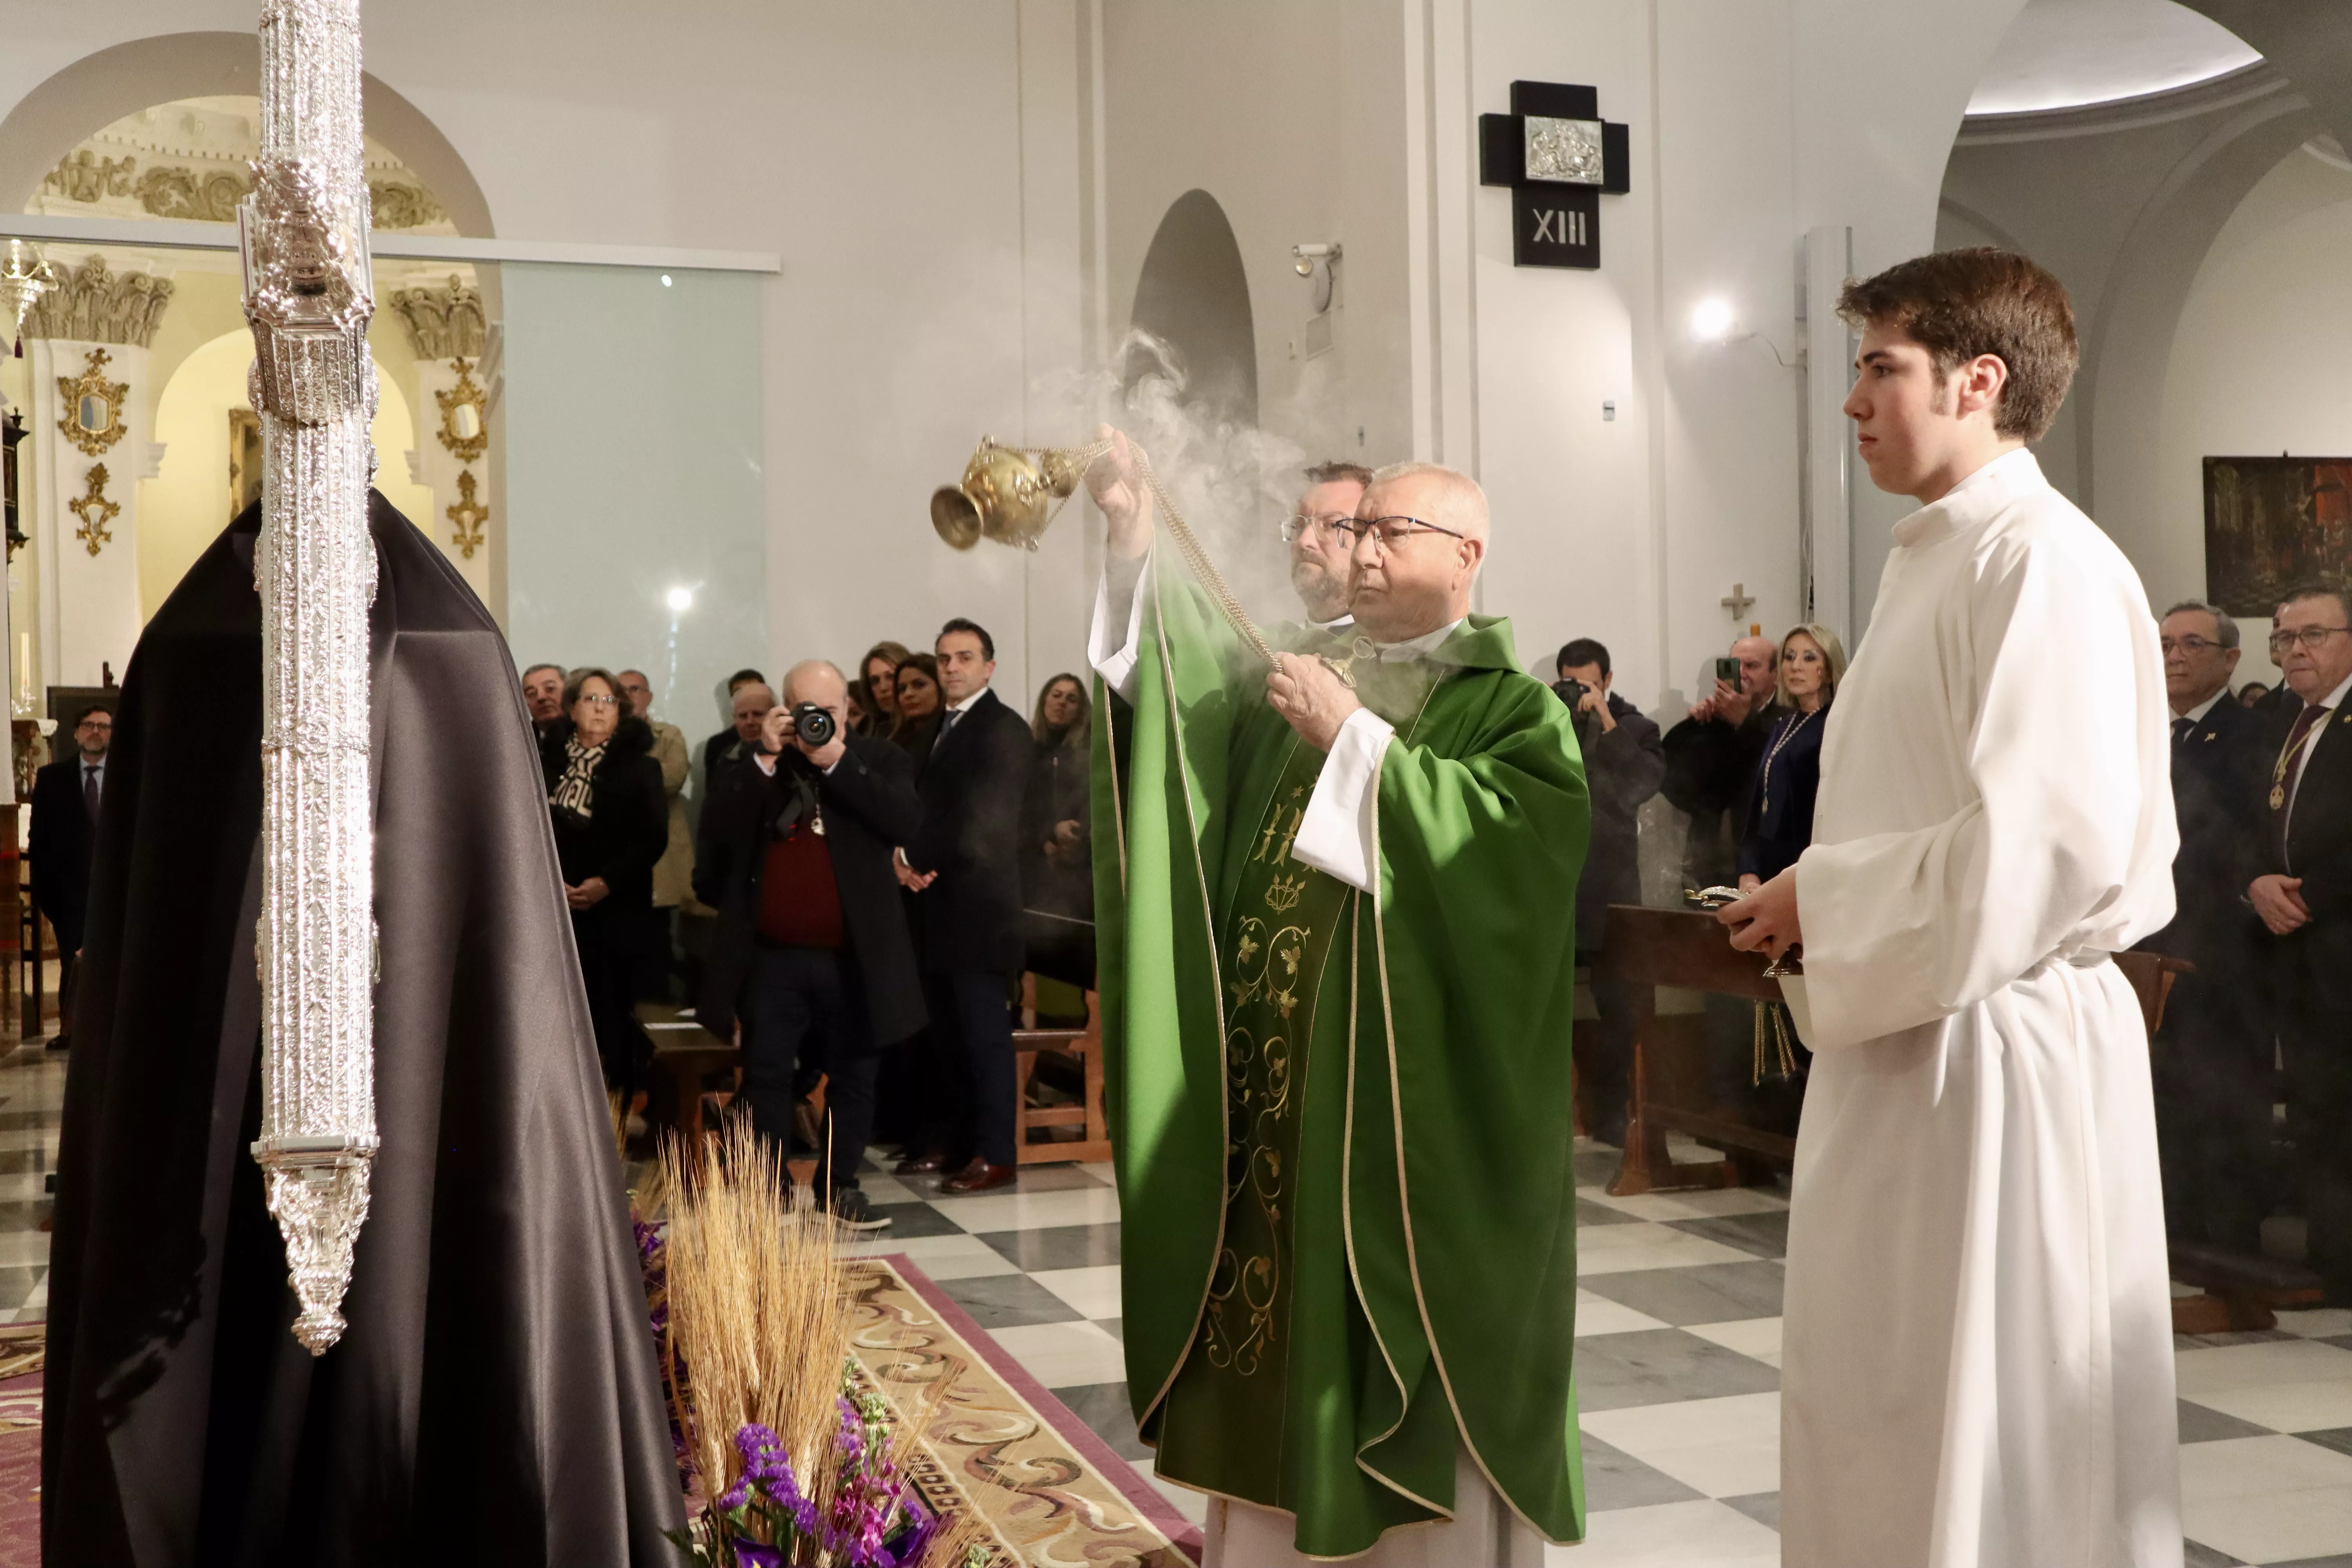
[240,0,380,1357]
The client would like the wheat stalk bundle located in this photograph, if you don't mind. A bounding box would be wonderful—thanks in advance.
[659,1120,851,1509]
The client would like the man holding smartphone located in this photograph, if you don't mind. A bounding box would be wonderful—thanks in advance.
[1661,633,1779,890]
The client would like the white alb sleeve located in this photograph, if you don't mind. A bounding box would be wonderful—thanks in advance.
[1290,707,1395,893]
[1087,556,1152,705]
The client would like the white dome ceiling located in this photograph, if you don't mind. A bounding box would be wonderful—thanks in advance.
[1969,0,2261,116]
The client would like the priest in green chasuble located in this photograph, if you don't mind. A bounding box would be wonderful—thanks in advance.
[1083,432,1591,1564]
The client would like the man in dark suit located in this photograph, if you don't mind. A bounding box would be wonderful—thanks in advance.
[1555,637,1665,1145]
[695,661,923,1230]
[2144,601,2271,1252]
[30,702,112,1047]
[899,617,1034,1194]
[521,662,566,746]
[2249,583,2352,1302]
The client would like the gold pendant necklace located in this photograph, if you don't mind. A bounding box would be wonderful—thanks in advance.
[2271,714,2317,812]
[1759,706,1818,799]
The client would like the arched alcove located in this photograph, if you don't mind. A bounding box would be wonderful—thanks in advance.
[1936,8,2341,682]
[0,31,492,236]
[141,326,434,618]
[1127,189,1257,426]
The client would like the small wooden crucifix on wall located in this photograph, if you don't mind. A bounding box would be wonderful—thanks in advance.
[1478,81,1631,268]
[1722,583,1755,620]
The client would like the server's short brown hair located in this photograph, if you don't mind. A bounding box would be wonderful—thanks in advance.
[1304,460,1374,489]
[1837,247,2079,444]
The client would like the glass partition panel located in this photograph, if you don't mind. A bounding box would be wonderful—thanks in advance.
[0,238,765,757]
[499,261,766,740]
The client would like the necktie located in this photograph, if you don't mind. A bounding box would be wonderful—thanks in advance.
[2270,702,2328,864]
[939,708,962,740]
[83,762,100,822]
[2172,717,2194,745]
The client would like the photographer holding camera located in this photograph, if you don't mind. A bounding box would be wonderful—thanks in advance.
[694,660,926,1230]
[1555,638,1665,1144]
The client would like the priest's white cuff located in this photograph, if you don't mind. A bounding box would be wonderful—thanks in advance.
[1292,707,1393,893]
[1087,556,1152,706]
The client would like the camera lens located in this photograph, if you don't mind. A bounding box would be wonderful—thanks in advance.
[793,702,835,747]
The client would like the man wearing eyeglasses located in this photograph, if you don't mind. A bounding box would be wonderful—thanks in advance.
[2249,583,2352,1304]
[1280,459,1372,630]
[2142,602,2270,1255]
[1083,429,1590,1561]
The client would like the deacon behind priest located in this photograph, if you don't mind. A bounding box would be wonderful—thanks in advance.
[1281,459,1370,632]
[1086,436,1590,1564]
[1722,249,2181,1566]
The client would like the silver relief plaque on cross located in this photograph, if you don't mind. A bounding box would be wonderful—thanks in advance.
[1524,116,1606,185]
[241,0,382,1356]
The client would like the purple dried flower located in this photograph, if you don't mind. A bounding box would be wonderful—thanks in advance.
[731,1543,782,1568]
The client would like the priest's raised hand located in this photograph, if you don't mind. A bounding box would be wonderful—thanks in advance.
[1263,652,1359,751]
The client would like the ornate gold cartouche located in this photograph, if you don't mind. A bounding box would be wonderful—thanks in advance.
[930,436,1105,552]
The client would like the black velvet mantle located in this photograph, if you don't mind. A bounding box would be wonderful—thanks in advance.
[42,495,682,1565]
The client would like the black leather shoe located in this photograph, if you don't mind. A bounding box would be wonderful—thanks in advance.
[940,1161,1016,1195]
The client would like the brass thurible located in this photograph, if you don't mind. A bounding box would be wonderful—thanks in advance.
[931,436,1108,552]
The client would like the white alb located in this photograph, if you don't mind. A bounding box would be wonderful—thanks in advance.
[1785,446,2183,1566]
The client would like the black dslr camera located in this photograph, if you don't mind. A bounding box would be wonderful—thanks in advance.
[791,702,836,748]
[1551,678,1596,740]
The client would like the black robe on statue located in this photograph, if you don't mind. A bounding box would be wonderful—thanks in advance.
[43,495,682,1564]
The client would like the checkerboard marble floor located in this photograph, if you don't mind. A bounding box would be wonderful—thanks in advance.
[0,1042,62,1328]
[855,1139,2352,1568]
[10,1028,2352,1565]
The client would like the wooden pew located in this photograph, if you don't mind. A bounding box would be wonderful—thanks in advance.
[1603,917,2310,1330]
[1596,906,1794,1197]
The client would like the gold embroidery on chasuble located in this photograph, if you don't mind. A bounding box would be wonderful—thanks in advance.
[1194,755,1346,1390]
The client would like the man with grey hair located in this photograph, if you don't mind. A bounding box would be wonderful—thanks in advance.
[692,660,925,1230]
[2250,583,2352,1302]
[2144,599,2270,1252]
[521,661,565,743]
[1084,432,1591,1561]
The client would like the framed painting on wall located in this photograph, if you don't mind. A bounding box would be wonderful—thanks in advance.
[2205,455,2352,617]
[229,408,264,521]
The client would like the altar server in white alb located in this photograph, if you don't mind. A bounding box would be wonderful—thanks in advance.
[1722,248,2181,1568]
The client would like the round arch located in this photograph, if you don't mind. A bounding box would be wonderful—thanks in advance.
[1127,188,1257,427]
[2077,92,2321,518]
[0,31,492,236]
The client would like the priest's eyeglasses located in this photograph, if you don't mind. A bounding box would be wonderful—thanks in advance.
[1334,515,1468,552]
[1280,513,1354,543]
[2267,625,2352,654]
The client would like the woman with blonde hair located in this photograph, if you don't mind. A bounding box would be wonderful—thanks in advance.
[1737,622,1847,892]
[855,639,913,737]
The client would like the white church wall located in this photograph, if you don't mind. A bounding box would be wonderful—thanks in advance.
[2143,143,2352,691]
[1099,0,1417,470]
[1793,0,2031,648]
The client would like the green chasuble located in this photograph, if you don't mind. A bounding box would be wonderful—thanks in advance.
[1091,563,1592,1558]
